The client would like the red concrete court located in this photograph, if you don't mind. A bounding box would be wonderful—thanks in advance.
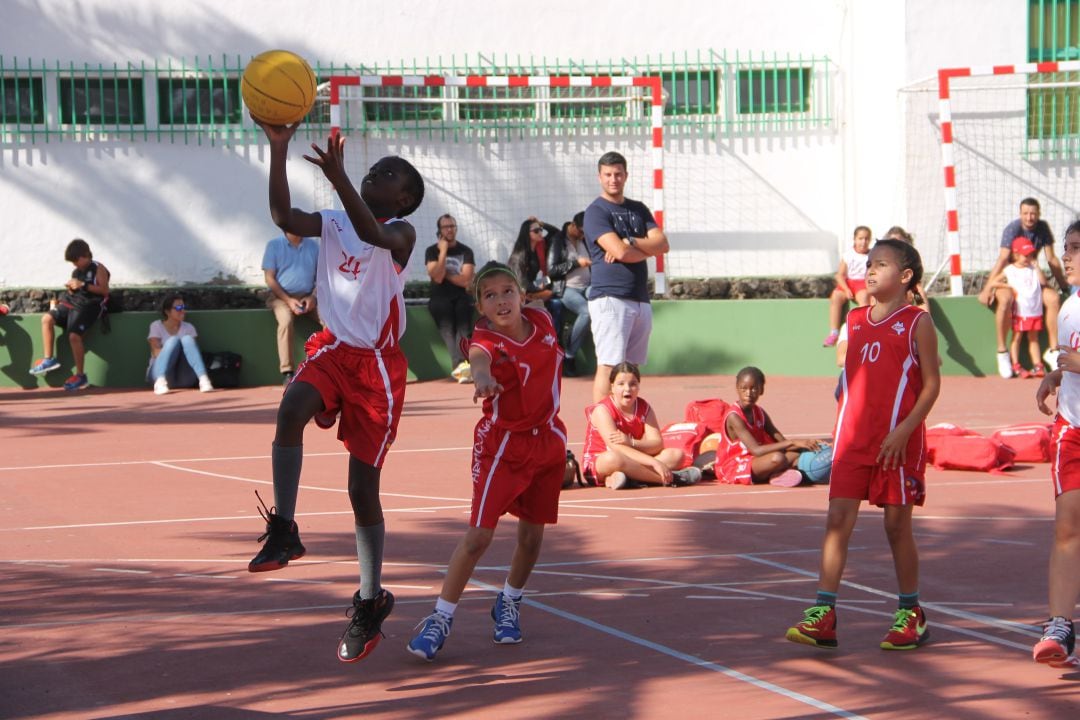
[1,374,1077,719]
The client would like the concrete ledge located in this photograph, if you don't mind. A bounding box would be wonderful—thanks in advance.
[0,297,1014,389]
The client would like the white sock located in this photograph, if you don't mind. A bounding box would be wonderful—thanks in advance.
[503,581,524,600]
[434,597,457,617]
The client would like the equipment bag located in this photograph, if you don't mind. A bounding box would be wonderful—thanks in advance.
[990,424,1052,463]
[661,421,709,469]
[202,351,242,389]
[926,424,1015,472]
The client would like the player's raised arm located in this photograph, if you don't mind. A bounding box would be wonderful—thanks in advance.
[253,118,322,238]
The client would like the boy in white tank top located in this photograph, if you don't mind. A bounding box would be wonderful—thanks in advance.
[247,118,425,665]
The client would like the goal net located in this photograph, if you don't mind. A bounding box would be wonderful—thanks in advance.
[315,74,667,292]
[902,61,1080,295]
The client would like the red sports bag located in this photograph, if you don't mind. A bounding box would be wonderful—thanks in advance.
[990,424,1052,463]
[684,399,731,435]
[661,421,709,469]
[926,424,1016,472]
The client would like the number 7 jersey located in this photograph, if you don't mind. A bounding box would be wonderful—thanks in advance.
[833,304,929,466]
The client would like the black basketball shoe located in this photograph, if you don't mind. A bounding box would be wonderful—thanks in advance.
[338,589,395,662]
[248,492,306,573]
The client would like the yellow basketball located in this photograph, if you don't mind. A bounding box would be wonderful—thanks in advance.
[242,50,317,125]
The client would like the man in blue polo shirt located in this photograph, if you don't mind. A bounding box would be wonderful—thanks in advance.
[583,151,669,402]
[979,197,1068,378]
[263,230,319,385]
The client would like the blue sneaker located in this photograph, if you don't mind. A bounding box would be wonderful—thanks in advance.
[407,611,452,661]
[491,592,523,644]
[63,373,89,391]
[30,357,60,375]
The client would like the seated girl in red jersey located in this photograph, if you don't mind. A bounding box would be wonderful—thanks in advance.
[786,239,941,653]
[582,362,702,490]
[716,366,824,487]
[407,261,567,662]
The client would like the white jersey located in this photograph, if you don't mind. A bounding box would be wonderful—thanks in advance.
[316,210,408,350]
[1058,293,1080,427]
[843,247,869,281]
[1003,264,1044,319]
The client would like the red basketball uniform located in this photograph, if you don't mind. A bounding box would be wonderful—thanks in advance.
[715,404,771,485]
[581,396,652,479]
[1050,293,1080,497]
[832,304,929,506]
[469,307,567,529]
[293,213,410,467]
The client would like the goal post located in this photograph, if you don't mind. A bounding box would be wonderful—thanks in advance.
[320,73,668,294]
[909,60,1080,296]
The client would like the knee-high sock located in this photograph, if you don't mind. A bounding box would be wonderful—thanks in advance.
[355,521,385,600]
[271,443,303,521]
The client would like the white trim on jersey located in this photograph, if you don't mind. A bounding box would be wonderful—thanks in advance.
[833,367,851,459]
[888,355,915,432]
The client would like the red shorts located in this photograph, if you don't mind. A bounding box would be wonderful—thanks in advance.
[1050,416,1080,497]
[716,453,754,485]
[844,278,867,296]
[294,333,407,468]
[470,418,567,529]
[829,457,925,506]
[1012,315,1044,333]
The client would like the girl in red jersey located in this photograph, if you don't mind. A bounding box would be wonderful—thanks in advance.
[715,366,824,486]
[407,261,567,662]
[582,362,702,489]
[786,239,940,652]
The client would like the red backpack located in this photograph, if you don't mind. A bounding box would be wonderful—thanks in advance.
[684,398,731,435]
[926,424,1016,472]
[661,422,709,469]
[990,424,1053,463]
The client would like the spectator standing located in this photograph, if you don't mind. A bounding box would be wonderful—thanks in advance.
[425,214,476,383]
[583,151,669,402]
[263,230,319,386]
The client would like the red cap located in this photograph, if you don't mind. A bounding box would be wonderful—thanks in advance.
[1011,236,1036,255]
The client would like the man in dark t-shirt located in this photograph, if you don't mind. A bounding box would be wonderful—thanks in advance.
[583,151,669,402]
[425,214,475,381]
[978,197,1068,377]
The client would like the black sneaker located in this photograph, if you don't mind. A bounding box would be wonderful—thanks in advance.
[248,492,306,573]
[338,588,395,662]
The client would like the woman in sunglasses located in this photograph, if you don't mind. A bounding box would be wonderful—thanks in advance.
[147,294,214,394]
[508,217,562,329]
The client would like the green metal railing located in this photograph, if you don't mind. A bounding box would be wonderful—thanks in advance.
[1028,0,1080,156]
[0,50,834,145]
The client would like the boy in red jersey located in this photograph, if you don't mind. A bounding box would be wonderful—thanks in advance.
[1031,219,1080,668]
[407,261,567,661]
[787,239,940,651]
[246,118,425,665]
[715,366,823,486]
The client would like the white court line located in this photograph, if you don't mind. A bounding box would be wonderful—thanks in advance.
[465,577,866,720]
[722,520,776,526]
[93,567,150,574]
[263,577,332,585]
[983,538,1036,546]
[559,513,609,518]
[685,595,757,601]
[635,516,692,522]
[174,573,237,580]
[581,591,650,598]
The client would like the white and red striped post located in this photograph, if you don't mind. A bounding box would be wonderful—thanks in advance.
[937,60,1080,296]
[329,74,667,294]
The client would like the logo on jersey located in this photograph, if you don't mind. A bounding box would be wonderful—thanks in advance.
[331,217,345,233]
[851,324,862,333]
[542,333,556,347]
[891,321,906,336]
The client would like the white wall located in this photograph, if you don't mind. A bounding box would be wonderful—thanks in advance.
[0,0,1041,286]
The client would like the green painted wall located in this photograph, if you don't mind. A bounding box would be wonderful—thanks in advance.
[0,297,1014,389]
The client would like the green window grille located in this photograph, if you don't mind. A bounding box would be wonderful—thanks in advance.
[362,84,443,123]
[459,85,535,121]
[1028,1,1080,142]
[59,76,145,125]
[157,76,242,125]
[654,70,717,116]
[736,67,811,114]
[1,76,44,124]
[549,83,630,119]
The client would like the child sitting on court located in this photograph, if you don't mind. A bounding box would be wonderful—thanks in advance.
[823,226,872,347]
[246,117,425,666]
[987,236,1047,378]
[581,362,702,489]
[407,261,567,662]
[29,238,110,391]
[787,239,940,652]
[1031,218,1080,669]
[715,366,823,486]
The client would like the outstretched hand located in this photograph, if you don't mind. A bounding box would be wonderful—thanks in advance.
[303,133,349,186]
[251,115,300,144]
[1036,368,1063,416]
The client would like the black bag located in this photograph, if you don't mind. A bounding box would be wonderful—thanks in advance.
[202,351,242,388]
[562,449,589,489]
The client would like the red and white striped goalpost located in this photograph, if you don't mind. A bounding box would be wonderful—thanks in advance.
[328,74,668,294]
[937,60,1080,297]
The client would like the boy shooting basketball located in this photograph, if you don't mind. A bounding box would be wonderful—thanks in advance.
[248,117,424,665]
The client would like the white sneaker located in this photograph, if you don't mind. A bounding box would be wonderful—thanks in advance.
[605,471,629,490]
[198,375,215,393]
[153,377,170,395]
[996,351,1013,379]
[1044,348,1060,370]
